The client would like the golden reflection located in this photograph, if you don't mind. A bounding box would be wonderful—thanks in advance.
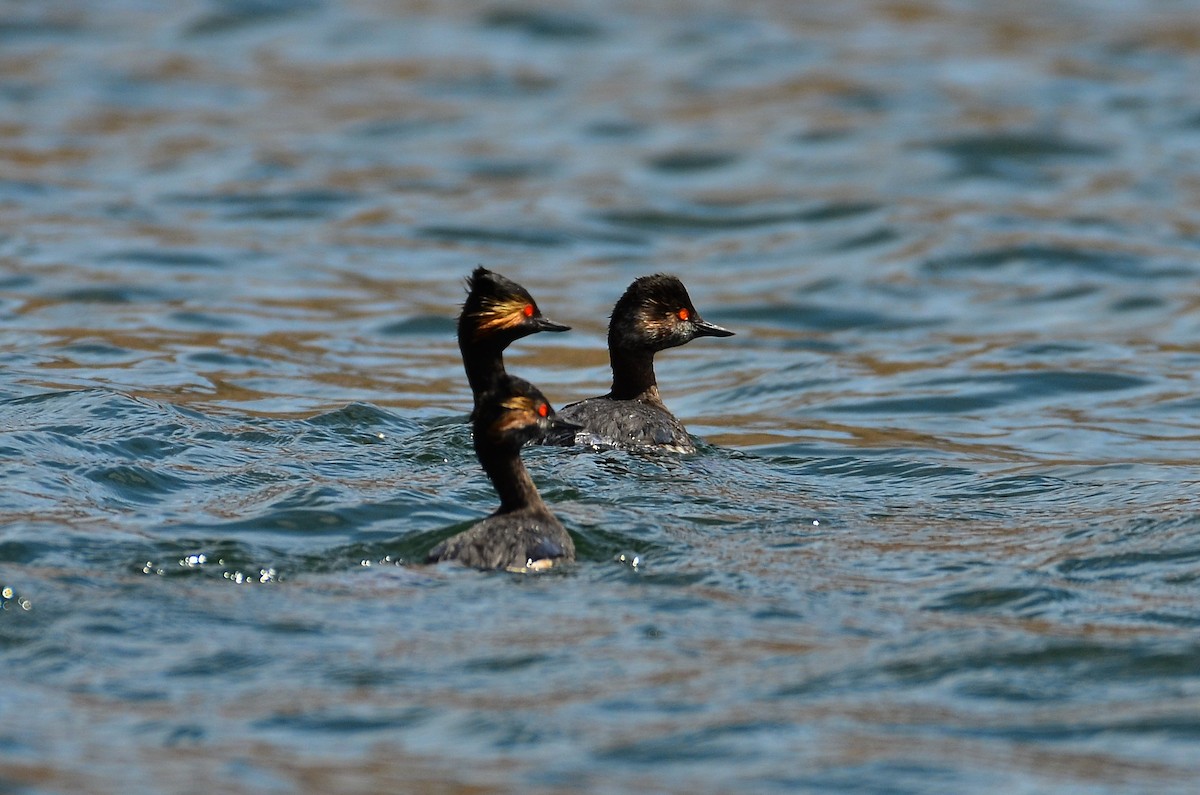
[0,146,90,167]
[67,109,166,136]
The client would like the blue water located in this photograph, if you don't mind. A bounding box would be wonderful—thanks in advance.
[3,1,1200,792]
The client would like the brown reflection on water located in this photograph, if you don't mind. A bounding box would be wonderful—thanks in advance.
[811,725,1197,790]
[1,721,527,795]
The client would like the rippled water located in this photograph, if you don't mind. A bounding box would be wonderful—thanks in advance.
[4,1,1200,792]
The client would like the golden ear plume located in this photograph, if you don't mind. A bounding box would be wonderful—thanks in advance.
[470,297,530,340]
[499,395,536,413]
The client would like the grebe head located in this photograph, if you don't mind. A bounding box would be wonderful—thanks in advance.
[460,267,569,346]
[476,377,580,450]
[608,274,733,352]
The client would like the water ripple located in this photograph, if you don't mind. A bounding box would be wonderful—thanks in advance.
[596,201,879,232]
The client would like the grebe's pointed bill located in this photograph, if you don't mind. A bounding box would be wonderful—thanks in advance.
[539,413,585,446]
[692,318,734,338]
[536,315,571,333]
[549,416,584,435]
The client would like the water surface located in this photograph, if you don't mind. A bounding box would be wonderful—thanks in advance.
[3,1,1200,793]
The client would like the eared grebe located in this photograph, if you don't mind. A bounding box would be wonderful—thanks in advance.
[458,267,569,412]
[427,376,578,571]
[550,274,733,453]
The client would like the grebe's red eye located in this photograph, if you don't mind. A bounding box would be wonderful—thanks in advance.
[537,402,549,418]
[523,304,535,318]
[677,308,690,321]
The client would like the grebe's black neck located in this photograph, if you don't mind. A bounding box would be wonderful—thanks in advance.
[607,345,660,403]
[475,435,548,514]
[458,329,506,404]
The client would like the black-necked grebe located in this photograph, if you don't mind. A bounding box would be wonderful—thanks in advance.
[458,267,569,412]
[427,376,578,571]
[550,274,733,453]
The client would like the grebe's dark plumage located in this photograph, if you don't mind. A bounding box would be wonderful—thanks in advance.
[457,267,568,411]
[427,376,578,571]
[551,274,733,453]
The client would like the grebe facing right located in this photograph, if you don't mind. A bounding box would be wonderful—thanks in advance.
[551,274,733,453]
[427,375,578,572]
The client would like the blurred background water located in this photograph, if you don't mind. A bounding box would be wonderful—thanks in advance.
[3,0,1200,792]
